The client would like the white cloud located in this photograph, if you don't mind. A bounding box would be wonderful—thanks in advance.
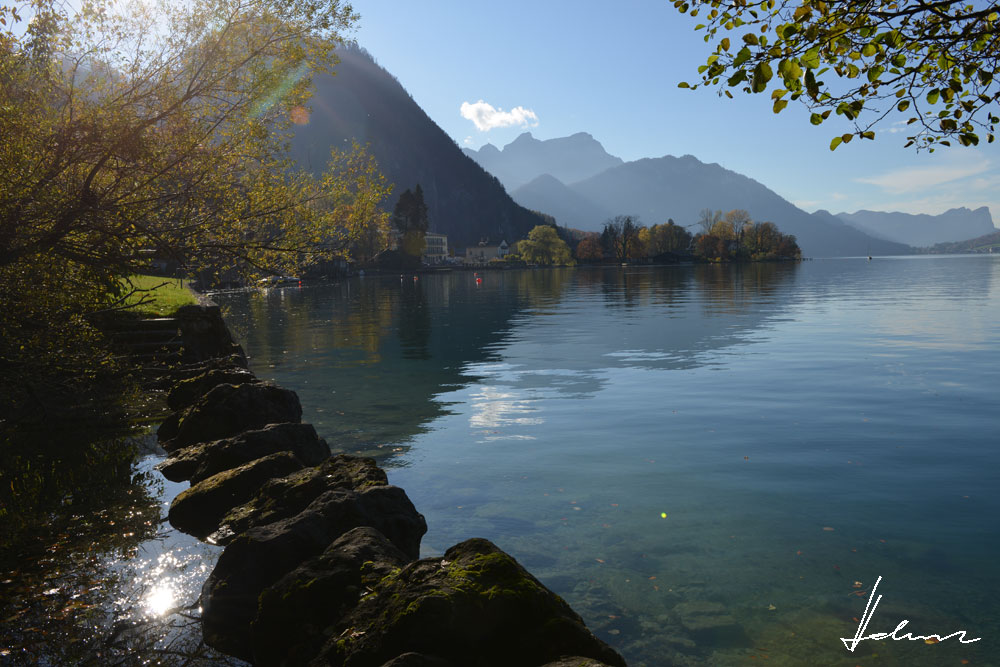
[463,136,473,146]
[856,151,991,194]
[460,100,539,132]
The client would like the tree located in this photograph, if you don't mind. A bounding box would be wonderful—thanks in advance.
[574,234,605,262]
[518,225,574,265]
[674,0,1000,150]
[642,221,693,256]
[601,215,643,262]
[1,0,375,425]
[392,185,430,258]
[697,209,723,235]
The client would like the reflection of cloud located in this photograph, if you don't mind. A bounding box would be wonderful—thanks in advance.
[469,386,543,429]
[460,100,539,131]
[857,151,990,194]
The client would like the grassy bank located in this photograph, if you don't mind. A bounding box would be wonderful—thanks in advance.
[121,275,199,317]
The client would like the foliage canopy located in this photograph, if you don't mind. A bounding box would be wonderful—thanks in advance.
[0,0,391,425]
[675,0,1000,150]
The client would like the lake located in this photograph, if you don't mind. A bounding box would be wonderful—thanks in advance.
[214,256,1000,666]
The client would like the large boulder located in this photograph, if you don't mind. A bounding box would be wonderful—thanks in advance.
[208,454,388,545]
[160,382,302,452]
[166,367,258,412]
[157,423,331,484]
[314,538,627,667]
[251,527,410,666]
[202,485,426,659]
[167,452,305,538]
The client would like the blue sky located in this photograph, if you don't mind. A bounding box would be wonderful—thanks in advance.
[346,0,1000,221]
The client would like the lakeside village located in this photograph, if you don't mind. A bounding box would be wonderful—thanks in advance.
[149,186,803,289]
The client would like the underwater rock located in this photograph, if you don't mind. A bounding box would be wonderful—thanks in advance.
[202,485,426,659]
[157,423,330,483]
[673,600,746,646]
[208,454,388,545]
[161,382,302,452]
[251,527,409,666]
[313,538,626,667]
[167,452,305,538]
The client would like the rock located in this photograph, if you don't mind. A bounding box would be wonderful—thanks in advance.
[161,382,302,452]
[174,304,247,364]
[251,527,409,666]
[208,454,388,545]
[157,423,331,484]
[540,659,624,667]
[673,600,746,646]
[314,538,626,667]
[378,655,452,667]
[201,485,426,659]
[168,452,305,538]
[166,367,258,411]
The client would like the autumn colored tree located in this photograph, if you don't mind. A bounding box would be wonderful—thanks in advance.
[519,225,574,265]
[575,234,605,262]
[674,0,1000,150]
[1,0,381,425]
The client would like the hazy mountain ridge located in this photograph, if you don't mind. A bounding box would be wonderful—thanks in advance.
[289,45,547,247]
[463,132,624,192]
[511,174,613,231]
[834,207,996,247]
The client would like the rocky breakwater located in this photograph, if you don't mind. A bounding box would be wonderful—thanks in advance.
[155,355,627,667]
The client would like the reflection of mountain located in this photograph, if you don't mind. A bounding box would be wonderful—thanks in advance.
[215,266,802,455]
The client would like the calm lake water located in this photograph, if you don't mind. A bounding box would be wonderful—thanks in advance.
[214,257,1000,667]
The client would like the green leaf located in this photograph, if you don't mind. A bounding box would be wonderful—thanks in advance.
[830,136,843,151]
[733,46,752,67]
[861,43,877,58]
[751,61,773,93]
[773,99,788,113]
[927,89,940,104]
[810,112,823,125]
[841,133,854,144]
[678,82,691,88]
[897,99,910,112]
[802,47,821,69]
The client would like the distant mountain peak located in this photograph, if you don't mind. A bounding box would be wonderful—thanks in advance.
[464,131,624,191]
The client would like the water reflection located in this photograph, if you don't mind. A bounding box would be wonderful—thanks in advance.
[215,264,801,459]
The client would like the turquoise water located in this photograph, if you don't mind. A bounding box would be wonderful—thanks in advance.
[215,257,1000,666]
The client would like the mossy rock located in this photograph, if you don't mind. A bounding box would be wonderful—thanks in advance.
[316,538,626,667]
[208,454,388,545]
[161,382,302,452]
[167,451,304,538]
[158,422,330,484]
[251,527,409,666]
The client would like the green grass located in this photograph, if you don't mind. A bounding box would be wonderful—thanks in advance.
[120,274,199,317]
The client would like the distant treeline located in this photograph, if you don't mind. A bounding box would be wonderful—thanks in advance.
[571,209,801,263]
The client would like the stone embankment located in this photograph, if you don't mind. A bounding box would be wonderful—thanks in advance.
[155,306,626,667]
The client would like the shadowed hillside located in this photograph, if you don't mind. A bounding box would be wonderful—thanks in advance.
[290,45,547,248]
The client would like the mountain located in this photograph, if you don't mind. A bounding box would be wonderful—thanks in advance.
[834,207,997,247]
[562,155,909,257]
[289,45,547,248]
[463,132,624,191]
[920,229,1000,254]
[511,174,613,231]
